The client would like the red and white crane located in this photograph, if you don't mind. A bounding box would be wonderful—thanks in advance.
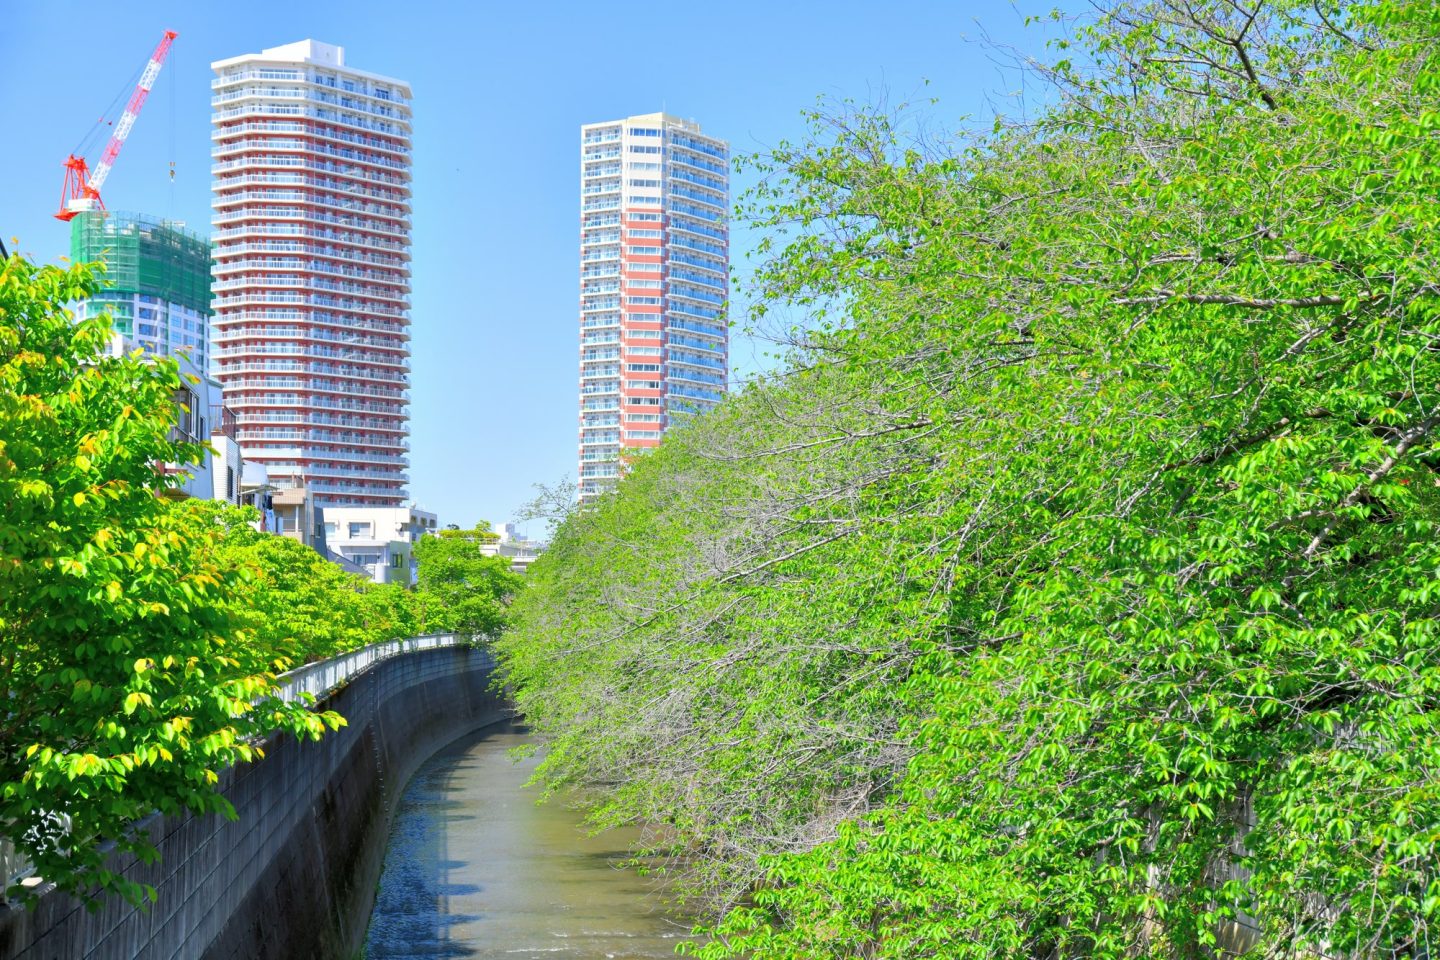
[55,30,178,222]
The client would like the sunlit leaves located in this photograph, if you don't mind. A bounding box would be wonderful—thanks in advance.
[0,255,344,904]
[503,1,1440,957]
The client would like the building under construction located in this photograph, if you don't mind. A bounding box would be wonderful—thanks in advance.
[69,210,213,373]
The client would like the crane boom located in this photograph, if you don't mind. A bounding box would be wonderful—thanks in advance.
[56,30,178,222]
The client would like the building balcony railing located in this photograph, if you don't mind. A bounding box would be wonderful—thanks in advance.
[217,377,408,401]
[211,276,409,306]
[212,224,410,255]
[303,464,410,482]
[667,318,727,339]
[213,325,407,350]
[212,292,408,319]
[669,152,728,177]
[212,103,408,139]
[209,405,238,440]
[211,136,409,172]
[212,208,409,241]
[211,120,411,158]
[212,241,409,272]
[214,345,409,370]
[212,190,410,222]
[210,154,411,187]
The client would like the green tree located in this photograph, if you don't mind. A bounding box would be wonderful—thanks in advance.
[498,2,1440,956]
[0,255,343,904]
[414,526,521,638]
[181,500,436,667]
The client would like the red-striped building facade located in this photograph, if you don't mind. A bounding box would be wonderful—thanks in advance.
[210,40,411,507]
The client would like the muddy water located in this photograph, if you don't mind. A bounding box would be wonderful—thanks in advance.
[364,720,692,959]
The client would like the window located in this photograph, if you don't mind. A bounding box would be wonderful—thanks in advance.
[324,522,338,537]
[630,211,661,221]
[390,552,403,568]
[627,127,661,137]
[628,145,661,154]
[628,363,662,372]
[627,229,662,238]
[349,521,373,538]
[172,387,198,439]
[226,467,235,502]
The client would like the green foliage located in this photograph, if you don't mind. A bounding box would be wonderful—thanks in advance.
[0,255,343,905]
[414,526,521,638]
[498,2,1440,956]
[180,501,429,669]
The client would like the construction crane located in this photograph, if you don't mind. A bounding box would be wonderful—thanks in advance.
[55,30,178,222]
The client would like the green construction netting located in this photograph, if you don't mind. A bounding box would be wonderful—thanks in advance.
[70,211,212,315]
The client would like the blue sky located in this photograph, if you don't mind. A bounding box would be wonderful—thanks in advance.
[1,1,1072,532]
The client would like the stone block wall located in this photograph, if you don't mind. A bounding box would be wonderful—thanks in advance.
[0,644,506,960]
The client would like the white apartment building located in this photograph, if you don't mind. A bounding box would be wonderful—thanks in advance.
[322,505,437,584]
[486,522,546,574]
[210,40,413,507]
[578,112,730,500]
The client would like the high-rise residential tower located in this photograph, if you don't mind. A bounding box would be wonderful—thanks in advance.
[578,113,729,500]
[210,40,411,507]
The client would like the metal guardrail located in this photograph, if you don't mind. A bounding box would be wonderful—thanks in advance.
[1,633,471,900]
[272,632,464,704]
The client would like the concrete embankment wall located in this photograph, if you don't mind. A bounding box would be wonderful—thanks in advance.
[0,642,507,960]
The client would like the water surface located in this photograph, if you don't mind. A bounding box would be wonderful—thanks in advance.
[365,720,690,959]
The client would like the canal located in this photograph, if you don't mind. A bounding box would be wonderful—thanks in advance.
[363,719,692,959]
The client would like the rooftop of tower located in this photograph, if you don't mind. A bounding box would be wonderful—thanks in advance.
[211,39,411,96]
[580,113,716,138]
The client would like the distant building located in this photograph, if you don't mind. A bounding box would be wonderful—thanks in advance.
[209,404,243,505]
[322,505,437,584]
[271,487,326,550]
[210,39,414,508]
[70,210,236,503]
[237,461,279,531]
[578,112,730,501]
[70,211,213,373]
[485,522,546,575]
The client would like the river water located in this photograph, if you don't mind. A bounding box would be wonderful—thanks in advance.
[364,720,693,959]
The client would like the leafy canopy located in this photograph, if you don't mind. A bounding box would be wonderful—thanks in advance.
[498,2,1440,957]
[0,255,343,904]
[414,526,522,638]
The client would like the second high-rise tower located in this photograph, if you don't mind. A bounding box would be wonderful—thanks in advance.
[578,113,729,501]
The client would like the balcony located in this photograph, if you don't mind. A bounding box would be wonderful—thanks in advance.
[210,405,238,440]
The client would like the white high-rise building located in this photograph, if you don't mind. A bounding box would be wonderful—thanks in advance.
[578,113,729,501]
[210,40,412,507]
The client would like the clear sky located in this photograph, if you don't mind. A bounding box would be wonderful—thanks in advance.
[1,1,1071,533]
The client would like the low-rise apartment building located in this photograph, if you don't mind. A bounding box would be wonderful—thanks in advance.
[322,505,437,584]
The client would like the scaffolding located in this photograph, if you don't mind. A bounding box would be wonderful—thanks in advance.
[70,211,212,315]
